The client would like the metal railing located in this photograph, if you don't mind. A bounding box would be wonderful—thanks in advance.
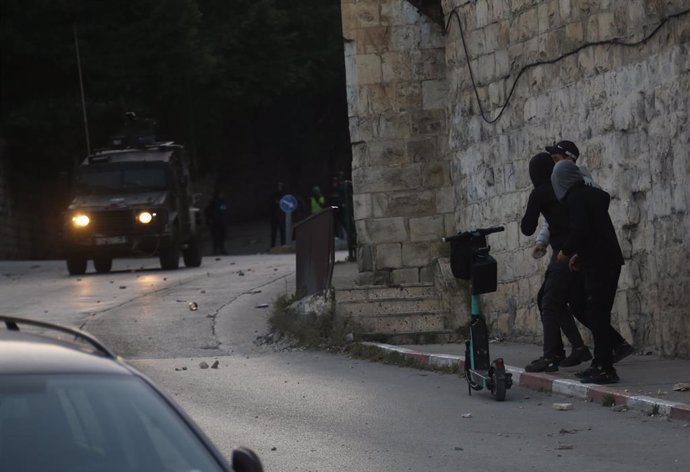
[294,207,335,298]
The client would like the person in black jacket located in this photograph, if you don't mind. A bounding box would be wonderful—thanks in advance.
[552,160,624,384]
[521,153,591,372]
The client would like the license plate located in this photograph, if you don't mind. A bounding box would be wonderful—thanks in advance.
[95,236,127,245]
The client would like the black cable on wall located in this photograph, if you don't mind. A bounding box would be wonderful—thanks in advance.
[444,7,690,124]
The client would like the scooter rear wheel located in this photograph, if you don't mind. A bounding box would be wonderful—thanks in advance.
[490,361,507,402]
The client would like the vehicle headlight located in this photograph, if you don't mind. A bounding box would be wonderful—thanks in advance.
[137,211,154,224]
[72,214,90,227]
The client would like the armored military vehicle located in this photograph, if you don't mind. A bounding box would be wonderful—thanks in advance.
[63,140,202,275]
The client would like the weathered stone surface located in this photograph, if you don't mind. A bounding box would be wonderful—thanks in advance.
[381,190,436,217]
[356,54,383,84]
[402,242,431,267]
[354,165,422,193]
[408,138,438,162]
[409,215,445,242]
[375,243,402,269]
[363,217,408,243]
[422,80,448,110]
[391,267,420,284]
[342,0,690,356]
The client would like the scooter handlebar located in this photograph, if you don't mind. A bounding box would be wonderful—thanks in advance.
[442,225,505,242]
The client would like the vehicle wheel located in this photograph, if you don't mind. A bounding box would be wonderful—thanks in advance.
[66,256,87,275]
[159,236,180,270]
[182,237,202,267]
[93,256,113,273]
[490,360,507,402]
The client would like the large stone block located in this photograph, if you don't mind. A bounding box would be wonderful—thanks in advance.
[414,48,447,81]
[357,244,374,272]
[436,186,455,214]
[375,242,403,269]
[391,25,421,51]
[364,217,409,243]
[367,139,407,166]
[420,22,445,49]
[396,81,423,112]
[410,109,447,137]
[353,192,373,219]
[359,83,397,114]
[382,52,415,83]
[382,190,436,217]
[353,165,422,193]
[351,141,368,169]
[391,267,420,284]
[409,215,445,242]
[422,79,448,110]
[356,54,383,84]
[356,26,391,55]
[422,162,450,188]
[408,138,438,162]
[374,112,412,139]
[402,242,432,267]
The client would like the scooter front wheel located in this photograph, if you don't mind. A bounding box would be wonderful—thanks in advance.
[490,360,507,402]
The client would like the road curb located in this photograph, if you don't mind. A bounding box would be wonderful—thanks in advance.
[361,342,690,421]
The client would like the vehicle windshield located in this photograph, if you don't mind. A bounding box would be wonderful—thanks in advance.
[0,374,223,472]
[76,164,169,194]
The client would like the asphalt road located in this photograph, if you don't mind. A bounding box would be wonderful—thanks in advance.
[2,254,689,471]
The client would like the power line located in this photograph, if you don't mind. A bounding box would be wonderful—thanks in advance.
[444,7,690,124]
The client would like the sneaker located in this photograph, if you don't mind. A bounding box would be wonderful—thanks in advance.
[525,357,559,372]
[580,366,619,384]
[612,342,634,363]
[560,346,593,367]
[574,362,598,379]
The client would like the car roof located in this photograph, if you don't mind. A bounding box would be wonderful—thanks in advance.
[0,323,131,376]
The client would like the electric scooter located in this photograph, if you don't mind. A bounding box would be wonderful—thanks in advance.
[443,226,512,401]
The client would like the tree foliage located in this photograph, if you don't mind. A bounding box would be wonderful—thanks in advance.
[0,0,348,176]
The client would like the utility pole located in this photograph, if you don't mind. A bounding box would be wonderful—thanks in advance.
[73,23,91,157]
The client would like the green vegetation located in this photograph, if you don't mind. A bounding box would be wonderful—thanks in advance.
[269,293,350,349]
[601,394,616,407]
[1,0,348,175]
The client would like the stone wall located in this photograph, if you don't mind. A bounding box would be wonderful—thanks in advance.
[443,0,690,357]
[342,0,453,286]
[342,0,690,357]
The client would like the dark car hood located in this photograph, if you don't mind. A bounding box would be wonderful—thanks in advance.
[68,191,168,210]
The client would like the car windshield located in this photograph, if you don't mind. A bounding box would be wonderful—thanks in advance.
[76,164,169,194]
[0,374,223,472]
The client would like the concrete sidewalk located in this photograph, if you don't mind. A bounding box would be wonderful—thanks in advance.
[332,260,690,421]
[363,341,690,421]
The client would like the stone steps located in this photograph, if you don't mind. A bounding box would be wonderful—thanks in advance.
[335,284,456,344]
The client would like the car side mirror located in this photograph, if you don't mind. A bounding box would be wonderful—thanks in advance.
[232,447,264,472]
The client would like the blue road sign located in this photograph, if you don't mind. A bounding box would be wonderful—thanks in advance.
[279,194,298,213]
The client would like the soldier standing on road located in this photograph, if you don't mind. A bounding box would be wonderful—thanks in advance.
[310,186,325,215]
[269,182,286,248]
[552,160,625,384]
[205,190,228,255]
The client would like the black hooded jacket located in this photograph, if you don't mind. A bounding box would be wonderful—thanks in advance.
[556,181,624,268]
[520,153,570,250]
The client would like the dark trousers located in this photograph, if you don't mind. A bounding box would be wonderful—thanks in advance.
[270,217,285,247]
[569,272,627,348]
[211,224,226,254]
[539,252,586,358]
[582,264,621,369]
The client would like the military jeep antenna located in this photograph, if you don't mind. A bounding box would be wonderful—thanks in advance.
[73,23,91,156]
